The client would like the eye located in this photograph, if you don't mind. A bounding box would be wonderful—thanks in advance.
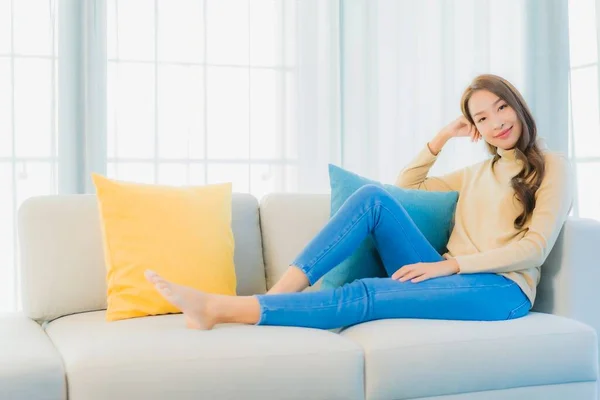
[499,104,507,111]
[477,117,486,123]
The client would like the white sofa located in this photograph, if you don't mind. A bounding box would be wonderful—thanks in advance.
[4,192,600,400]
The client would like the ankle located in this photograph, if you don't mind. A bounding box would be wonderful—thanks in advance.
[267,265,310,294]
[204,294,221,324]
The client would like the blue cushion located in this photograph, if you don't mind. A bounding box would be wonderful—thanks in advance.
[320,164,458,290]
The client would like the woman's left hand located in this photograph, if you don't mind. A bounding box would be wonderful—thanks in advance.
[391,259,460,283]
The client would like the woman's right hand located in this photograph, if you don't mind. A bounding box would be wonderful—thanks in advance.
[428,116,481,155]
[442,116,481,143]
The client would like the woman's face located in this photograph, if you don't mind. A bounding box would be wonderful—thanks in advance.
[468,89,522,150]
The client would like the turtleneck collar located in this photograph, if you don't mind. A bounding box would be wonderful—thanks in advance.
[496,137,547,162]
[497,147,518,161]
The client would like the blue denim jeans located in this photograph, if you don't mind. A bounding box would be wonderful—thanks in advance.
[255,185,531,329]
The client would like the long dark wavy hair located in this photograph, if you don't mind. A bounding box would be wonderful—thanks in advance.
[460,74,546,229]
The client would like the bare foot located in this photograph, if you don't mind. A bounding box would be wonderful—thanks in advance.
[144,270,216,330]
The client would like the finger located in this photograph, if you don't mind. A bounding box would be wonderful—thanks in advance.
[392,268,413,280]
[392,264,416,280]
[402,270,425,282]
[411,274,430,283]
[392,266,409,280]
[399,269,424,282]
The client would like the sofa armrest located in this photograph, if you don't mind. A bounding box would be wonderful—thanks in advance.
[0,313,65,399]
[534,217,600,328]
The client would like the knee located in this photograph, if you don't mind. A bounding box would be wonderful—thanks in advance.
[337,278,371,298]
[345,278,374,304]
[353,184,391,203]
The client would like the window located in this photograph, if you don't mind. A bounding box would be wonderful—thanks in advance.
[106,0,298,200]
[568,0,600,221]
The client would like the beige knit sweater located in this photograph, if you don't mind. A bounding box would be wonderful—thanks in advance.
[395,144,574,306]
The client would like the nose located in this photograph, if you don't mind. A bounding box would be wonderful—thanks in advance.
[494,119,505,131]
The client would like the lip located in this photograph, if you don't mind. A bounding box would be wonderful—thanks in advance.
[495,126,512,139]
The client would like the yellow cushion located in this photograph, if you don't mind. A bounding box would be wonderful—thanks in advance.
[92,174,236,322]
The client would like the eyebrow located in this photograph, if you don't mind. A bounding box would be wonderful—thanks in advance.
[473,98,503,117]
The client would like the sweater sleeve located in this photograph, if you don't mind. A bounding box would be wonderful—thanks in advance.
[395,144,464,192]
[455,154,574,274]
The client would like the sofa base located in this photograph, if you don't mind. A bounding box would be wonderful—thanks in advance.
[416,381,596,400]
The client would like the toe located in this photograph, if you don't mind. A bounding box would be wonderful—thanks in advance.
[144,270,159,283]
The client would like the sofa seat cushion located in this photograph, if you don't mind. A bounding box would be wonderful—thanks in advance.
[45,311,364,400]
[0,313,65,400]
[339,312,597,400]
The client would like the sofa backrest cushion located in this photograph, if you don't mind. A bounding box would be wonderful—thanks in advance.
[259,193,330,292]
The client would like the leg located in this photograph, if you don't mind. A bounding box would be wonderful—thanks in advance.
[267,265,310,294]
[257,274,531,329]
[270,184,443,294]
[145,270,531,330]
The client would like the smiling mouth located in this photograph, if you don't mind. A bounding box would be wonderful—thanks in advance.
[495,126,512,138]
